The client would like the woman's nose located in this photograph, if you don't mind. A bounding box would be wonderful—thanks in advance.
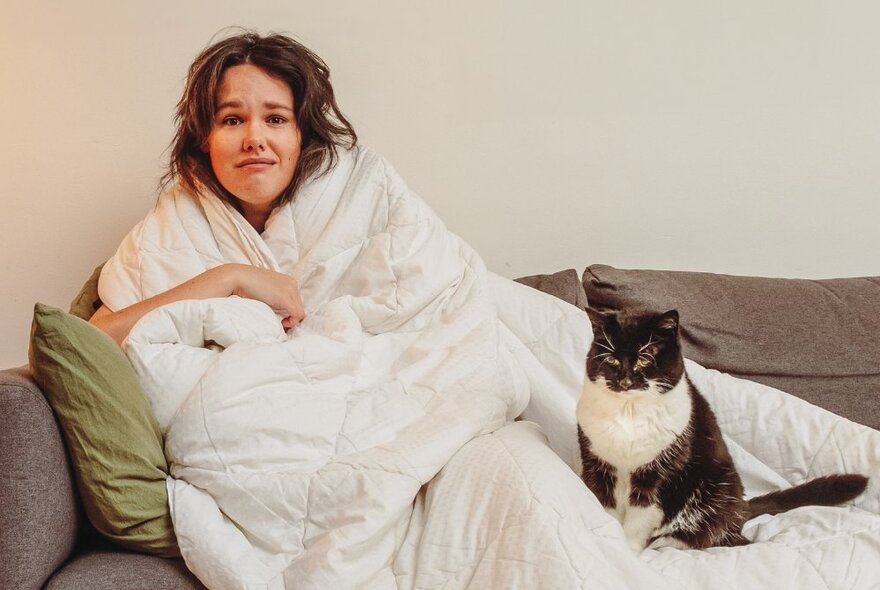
[243,123,265,151]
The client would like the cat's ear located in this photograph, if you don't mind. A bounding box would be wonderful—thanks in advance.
[585,307,610,329]
[656,310,679,332]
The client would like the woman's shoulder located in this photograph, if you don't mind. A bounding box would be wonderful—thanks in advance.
[339,143,381,169]
[120,182,212,246]
[316,144,397,192]
[344,144,407,185]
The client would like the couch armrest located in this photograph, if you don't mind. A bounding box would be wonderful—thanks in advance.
[1,366,79,590]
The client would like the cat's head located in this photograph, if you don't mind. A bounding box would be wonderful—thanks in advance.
[585,308,685,394]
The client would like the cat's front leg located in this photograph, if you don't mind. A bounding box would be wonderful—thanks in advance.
[621,505,665,552]
[605,506,622,522]
[621,465,667,552]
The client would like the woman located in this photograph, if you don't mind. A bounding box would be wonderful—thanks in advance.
[90,32,356,343]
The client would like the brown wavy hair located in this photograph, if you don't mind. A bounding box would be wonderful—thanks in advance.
[163,31,357,207]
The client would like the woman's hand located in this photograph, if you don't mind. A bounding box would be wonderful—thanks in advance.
[90,263,305,344]
[226,264,306,329]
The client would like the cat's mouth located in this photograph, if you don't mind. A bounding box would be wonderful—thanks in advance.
[588,376,654,395]
[605,378,679,395]
[609,383,649,394]
[609,378,648,393]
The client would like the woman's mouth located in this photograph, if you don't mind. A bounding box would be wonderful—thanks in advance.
[237,158,275,170]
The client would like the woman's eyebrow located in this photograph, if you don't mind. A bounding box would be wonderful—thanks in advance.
[215,100,293,112]
[263,102,293,112]
[216,100,243,111]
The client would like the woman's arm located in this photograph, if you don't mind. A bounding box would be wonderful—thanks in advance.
[89,263,305,345]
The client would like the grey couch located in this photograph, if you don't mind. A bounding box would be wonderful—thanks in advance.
[1,365,204,589]
[4,265,878,589]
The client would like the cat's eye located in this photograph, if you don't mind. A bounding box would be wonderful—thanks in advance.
[607,358,621,366]
[635,357,650,369]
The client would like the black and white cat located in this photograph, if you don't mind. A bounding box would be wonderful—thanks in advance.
[577,307,868,551]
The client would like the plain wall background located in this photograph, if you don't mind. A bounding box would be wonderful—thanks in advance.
[2,1,879,368]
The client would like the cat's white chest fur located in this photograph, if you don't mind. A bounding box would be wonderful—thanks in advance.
[576,377,692,472]
[577,377,693,550]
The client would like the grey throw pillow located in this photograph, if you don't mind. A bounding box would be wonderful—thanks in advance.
[515,269,588,311]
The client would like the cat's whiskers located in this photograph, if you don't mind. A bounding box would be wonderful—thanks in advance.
[639,336,659,354]
[650,377,677,393]
[592,352,614,367]
[654,378,675,393]
[594,339,615,354]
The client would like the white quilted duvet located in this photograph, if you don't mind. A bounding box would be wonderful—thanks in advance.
[100,146,880,589]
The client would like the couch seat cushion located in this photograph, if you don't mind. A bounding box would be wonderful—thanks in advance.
[46,550,203,589]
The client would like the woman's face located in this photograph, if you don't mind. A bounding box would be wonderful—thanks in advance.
[205,64,301,230]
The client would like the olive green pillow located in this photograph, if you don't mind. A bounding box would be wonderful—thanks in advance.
[68,264,104,320]
[28,303,179,557]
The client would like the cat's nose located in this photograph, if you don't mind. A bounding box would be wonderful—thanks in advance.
[620,377,633,390]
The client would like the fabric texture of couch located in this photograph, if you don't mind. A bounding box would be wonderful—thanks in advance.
[0,365,203,590]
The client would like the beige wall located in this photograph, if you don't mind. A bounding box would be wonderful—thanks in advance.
[2,1,879,368]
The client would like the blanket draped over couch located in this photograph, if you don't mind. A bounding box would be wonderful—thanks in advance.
[99,146,880,589]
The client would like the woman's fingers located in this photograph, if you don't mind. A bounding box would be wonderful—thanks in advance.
[281,281,306,327]
[229,264,306,327]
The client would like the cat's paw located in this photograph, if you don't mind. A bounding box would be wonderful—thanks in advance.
[624,529,650,553]
[627,538,647,553]
[647,535,688,551]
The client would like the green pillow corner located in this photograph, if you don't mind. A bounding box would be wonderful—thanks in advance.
[69,263,105,320]
[28,302,180,558]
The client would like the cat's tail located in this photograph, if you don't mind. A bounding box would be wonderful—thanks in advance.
[746,474,868,519]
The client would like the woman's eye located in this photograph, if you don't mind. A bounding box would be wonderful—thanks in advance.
[222,116,242,126]
[267,116,286,124]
